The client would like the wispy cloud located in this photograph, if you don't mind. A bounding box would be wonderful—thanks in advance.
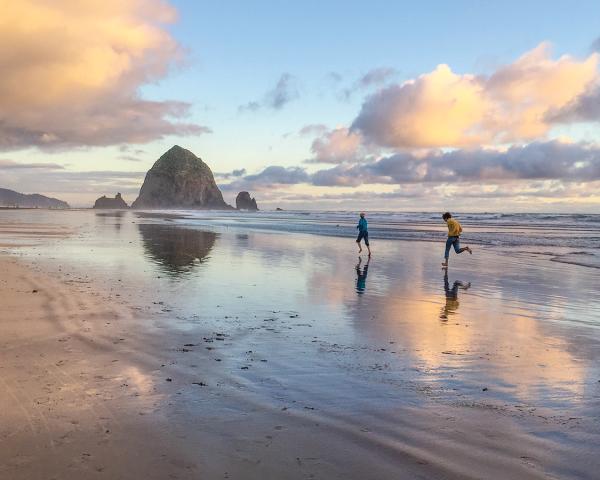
[0,159,65,170]
[340,67,399,100]
[215,168,247,180]
[118,155,144,162]
[298,124,329,137]
[239,73,300,112]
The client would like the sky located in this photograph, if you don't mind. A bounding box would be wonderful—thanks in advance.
[1,0,600,211]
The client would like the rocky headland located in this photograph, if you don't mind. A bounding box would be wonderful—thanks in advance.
[0,188,69,209]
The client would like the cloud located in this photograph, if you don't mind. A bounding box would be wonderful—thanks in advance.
[327,72,344,84]
[592,37,600,53]
[215,168,247,179]
[0,159,64,170]
[545,84,600,123]
[119,146,146,155]
[298,124,329,137]
[352,43,599,148]
[118,155,144,162]
[225,140,600,190]
[310,140,600,186]
[358,67,399,88]
[238,101,262,113]
[0,0,209,150]
[267,74,300,109]
[306,127,366,164]
[239,73,299,112]
[340,67,398,100]
[221,166,309,191]
[241,165,309,184]
[274,186,430,203]
[311,165,363,187]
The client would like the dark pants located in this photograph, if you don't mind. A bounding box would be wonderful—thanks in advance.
[444,236,463,259]
[356,231,369,246]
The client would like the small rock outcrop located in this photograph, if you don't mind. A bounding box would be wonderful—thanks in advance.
[132,146,231,210]
[93,193,129,209]
[235,191,258,211]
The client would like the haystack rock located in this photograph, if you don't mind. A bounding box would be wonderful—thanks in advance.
[235,191,258,211]
[93,193,129,209]
[132,146,231,209]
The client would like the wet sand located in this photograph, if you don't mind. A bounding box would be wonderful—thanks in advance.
[1,210,599,479]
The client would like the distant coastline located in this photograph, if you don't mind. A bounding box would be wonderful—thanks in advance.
[0,206,67,210]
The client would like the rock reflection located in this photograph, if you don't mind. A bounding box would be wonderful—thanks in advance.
[95,210,126,231]
[138,223,217,274]
[440,270,471,321]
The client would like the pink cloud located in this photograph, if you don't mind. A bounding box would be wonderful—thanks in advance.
[352,43,599,149]
[0,0,209,150]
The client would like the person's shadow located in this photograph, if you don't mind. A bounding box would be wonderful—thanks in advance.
[356,256,370,294]
[440,270,471,320]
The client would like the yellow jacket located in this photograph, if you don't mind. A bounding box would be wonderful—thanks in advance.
[447,218,462,237]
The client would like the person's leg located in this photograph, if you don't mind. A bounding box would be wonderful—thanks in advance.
[356,232,363,253]
[455,237,472,255]
[442,237,453,266]
[365,232,371,256]
[453,237,461,254]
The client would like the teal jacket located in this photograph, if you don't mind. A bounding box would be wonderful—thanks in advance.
[357,217,368,232]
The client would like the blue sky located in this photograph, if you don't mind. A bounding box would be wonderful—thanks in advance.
[150,0,600,171]
[2,1,600,210]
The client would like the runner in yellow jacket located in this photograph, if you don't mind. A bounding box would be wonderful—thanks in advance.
[441,212,472,268]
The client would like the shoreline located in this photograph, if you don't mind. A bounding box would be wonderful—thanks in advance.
[129,209,600,254]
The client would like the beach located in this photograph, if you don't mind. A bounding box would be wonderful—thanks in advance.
[1,209,599,479]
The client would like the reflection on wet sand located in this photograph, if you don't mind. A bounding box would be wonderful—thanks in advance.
[355,256,370,294]
[95,210,126,230]
[349,257,586,403]
[138,223,217,274]
[440,270,471,320]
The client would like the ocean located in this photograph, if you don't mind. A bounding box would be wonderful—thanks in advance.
[2,209,599,268]
[167,210,600,268]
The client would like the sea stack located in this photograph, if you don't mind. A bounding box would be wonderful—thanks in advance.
[132,146,231,209]
[93,193,129,209]
[235,191,258,211]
